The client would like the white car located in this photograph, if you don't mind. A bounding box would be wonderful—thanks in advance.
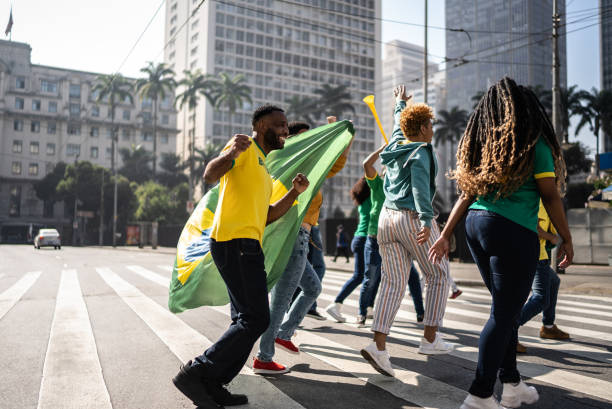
[34,228,61,249]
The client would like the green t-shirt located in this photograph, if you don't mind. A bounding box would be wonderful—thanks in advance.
[365,174,385,236]
[355,197,371,237]
[469,137,555,233]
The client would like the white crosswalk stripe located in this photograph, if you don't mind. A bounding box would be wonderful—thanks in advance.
[97,267,305,409]
[37,270,112,409]
[0,271,41,320]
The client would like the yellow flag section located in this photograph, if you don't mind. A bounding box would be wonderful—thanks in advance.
[169,121,354,313]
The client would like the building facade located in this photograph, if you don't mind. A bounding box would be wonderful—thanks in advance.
[0,40,178,242]
[380,40,451,210]
[165,0,382,217]
[601,0,612,152]
[445,0,567,112]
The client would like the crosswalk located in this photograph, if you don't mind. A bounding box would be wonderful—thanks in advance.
[1,264,611,409]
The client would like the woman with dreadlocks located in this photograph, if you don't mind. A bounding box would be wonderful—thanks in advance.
[429,77,573,409]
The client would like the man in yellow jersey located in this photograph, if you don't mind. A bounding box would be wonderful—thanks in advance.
[172,105,309,409]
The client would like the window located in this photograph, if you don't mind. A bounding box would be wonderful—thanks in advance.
[122,109,130,120]
[14,119,23,131]
[141,132,153,141]
[12,140,22,153]
[142,111,152,123]
[105,147,112,158]
[47,122,56,134]
[69,84,81,98]
[91,106,100,117]
[15,76,25,89]
[15,97,24,109]
[69,103,80,116]
[121,129,131,140]
[29,163,39,176]
[191,33,199,43]
[31,121,40,133]
[48,101,57,113]
[30,142,39,154]
[141,98,152,109]
[9,186,21,217]
[41,80,58,94]
[47,143,55,155]
[12,162,22,175]
[32,100,41,111]
[191,46,198,56]
[161,114,169,125]
[66,144,80,156]
[160,134,169,144]
[90,147,99,158]
[90,127,99,137]
[67,124,81,135]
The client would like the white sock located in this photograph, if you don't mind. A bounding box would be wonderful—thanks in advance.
[544,324,554,328]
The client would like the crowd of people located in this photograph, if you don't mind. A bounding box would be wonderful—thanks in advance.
[171,77,574,409]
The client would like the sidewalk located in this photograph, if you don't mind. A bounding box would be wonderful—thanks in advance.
[324,256,612,297]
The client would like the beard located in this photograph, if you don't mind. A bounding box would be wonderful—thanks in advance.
[263,128,285,151]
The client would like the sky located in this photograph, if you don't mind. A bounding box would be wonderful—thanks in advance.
[2,0,602,154]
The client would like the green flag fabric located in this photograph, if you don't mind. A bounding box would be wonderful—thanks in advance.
[168,120,354,313]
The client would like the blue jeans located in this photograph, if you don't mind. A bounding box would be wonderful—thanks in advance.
[307,226,326,312]
[359,236,381,316]
[465,210,538,398]
[519,259,560,326]
[257,227,321,362]
[334,235,367,303]
[408,264,425,316]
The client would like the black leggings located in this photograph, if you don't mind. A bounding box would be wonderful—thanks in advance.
[334,246,350,262]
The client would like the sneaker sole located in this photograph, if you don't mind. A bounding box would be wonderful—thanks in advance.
[252,367,290,375]
[275,343,300,355]
[360,349,394,377]
[326,310,346,323]
[500,391,539,408]
[172,376,218,408]
[307,314,327,321]
[418,347,453,355]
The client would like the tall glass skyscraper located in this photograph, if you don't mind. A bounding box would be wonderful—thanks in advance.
[445,0,567,111]
[601,0,612,152]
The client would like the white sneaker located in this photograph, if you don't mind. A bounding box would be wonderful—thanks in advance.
[325,303,346,323]
[500,381,539,408]
[366,306,374,319]
[418,333,453,355]
[360,342,395,377]
[460,394,507,409]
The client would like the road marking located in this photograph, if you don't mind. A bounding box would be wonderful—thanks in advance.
[316,292,612,403]
[157,265,173,273]
[210,305,466,409]
[37,270,112,409]
[96,267,305,409]
[127,265,170,287]
[0,271,41,320]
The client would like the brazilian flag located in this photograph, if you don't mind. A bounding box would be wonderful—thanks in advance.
[168,120,354,313]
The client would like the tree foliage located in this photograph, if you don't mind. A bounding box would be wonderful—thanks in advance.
[134,181,189,224]
[158,153,188,188]
[118,145,153,184]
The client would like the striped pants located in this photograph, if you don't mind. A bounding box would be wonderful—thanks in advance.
[372,207,450,333]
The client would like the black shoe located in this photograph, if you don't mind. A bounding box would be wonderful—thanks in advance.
[306,310,327,321]
[172,361,218,408]
[416,314,424,323]
[204,380,248,406]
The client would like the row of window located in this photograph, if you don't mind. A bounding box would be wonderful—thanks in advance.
[11,162,40,176]
[12,118,172,137]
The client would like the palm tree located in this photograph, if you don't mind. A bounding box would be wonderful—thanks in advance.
[175,70,217,199]
[435,106,468,203]
[211,72,253,125]
[559,85,583,143]
[575,88,612,172]
[118,145,153,184]
[528,85,552,114]
[92,73,134,247]
[313,84,355,118]
[135,62,176,178]
[189,142,224,194]
[471,91,485,109]
[285,95,318,125]
[158,153,188,188]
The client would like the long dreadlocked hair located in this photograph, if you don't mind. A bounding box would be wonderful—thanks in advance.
[450,77,566,200]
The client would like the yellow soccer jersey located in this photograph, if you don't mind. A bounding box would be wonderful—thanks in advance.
[211,139,273,243]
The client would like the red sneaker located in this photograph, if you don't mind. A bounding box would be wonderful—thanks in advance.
[275,337,300,354]
[449,289,462,299]
[252,358,289,374]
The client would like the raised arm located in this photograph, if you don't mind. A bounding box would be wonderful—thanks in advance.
[203,134,251,184]
[536,177,573,268]
[391,85,412,141]
[363,144,386,179]
[266,173,310,225]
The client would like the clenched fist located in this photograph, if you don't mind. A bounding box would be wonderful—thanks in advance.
[227,134,252,160]
[292,173,310,194]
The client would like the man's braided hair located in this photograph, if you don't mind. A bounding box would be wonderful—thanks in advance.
[450,77,566,200]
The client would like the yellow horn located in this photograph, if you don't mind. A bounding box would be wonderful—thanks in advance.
[362,95,388,144]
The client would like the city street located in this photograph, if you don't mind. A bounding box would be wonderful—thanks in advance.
[1,245,611,409]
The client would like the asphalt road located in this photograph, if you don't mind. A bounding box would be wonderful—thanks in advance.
[1,245,611,409]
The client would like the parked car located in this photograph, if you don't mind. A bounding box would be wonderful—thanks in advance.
[34,229,61,249]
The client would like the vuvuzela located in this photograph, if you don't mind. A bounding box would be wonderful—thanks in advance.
[362,95,388,143]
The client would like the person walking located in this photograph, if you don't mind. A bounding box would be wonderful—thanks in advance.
[326,178,370,322]
[333,225,351,263]
[516,201,570,353]
[252,118,352,374]
[429,77,573,409]
[360,84,453,379]
[171,105,310,408]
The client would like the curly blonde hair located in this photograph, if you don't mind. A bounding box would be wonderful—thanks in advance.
[400,103,434,138]
[450,77,566,200]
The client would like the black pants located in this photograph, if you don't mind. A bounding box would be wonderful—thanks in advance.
[465,210,538,398]
[334,246,350,262]
[192,238,270,384]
